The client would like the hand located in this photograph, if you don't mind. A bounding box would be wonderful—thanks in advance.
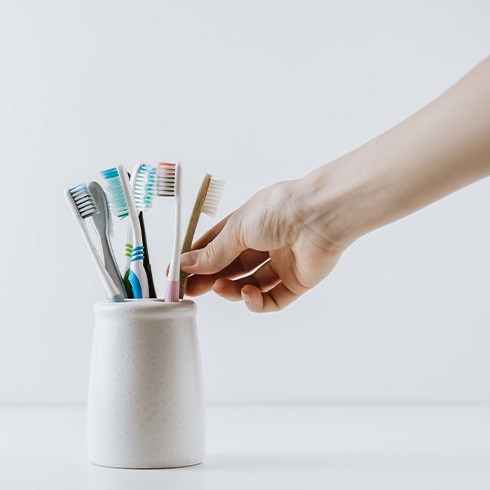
[180,180,345,312]
[182,59,490,312]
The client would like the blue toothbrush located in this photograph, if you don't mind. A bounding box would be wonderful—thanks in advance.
[101,165,149,299]
[123,164,157,298]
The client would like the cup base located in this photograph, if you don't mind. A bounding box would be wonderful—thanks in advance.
[89,459,204,470]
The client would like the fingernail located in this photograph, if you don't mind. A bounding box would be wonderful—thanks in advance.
[180,251,197,268]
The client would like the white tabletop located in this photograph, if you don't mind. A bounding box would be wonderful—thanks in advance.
[1,403,490,489]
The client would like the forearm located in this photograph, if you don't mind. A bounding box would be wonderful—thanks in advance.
[296,56,490,248]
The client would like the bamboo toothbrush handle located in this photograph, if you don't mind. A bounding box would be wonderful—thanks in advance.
[179,174,212,298]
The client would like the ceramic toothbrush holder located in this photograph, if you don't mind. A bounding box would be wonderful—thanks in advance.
[87,299,205,469]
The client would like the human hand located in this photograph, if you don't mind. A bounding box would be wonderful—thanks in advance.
[180,180,345,312]
[183,58,490,313]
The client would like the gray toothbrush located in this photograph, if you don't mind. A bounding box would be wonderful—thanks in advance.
[88,181,127,298]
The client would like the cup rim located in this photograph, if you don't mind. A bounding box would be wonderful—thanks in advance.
[94,298,197,315]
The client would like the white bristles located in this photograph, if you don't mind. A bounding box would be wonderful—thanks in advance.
[69,183,99,219]
[202,178,225,217]
[156,162,177,197]
[64,185,123,302]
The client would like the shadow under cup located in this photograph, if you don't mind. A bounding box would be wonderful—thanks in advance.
[87,299,205,469]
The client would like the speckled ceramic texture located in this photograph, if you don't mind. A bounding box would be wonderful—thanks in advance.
[87,300,205,469]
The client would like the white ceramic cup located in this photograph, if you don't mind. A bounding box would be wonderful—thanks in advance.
[87,299,205,469]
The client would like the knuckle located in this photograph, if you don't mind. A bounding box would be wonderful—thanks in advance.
[224,216,245,249]
[202,241,217,264]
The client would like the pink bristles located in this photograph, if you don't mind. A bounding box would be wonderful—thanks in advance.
[157,162,177,197]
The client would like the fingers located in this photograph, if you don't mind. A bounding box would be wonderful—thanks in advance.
[241,283,302,313]
[184,250,269,296]
[188,213,232,251]
[180,216,246,275]
[170,213,243,279]
[211,260,304,312]
[212,260,280,301]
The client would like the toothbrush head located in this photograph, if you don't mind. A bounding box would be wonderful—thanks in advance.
[88,181,114,236]
[67,183,99,219]
[100,167,129,219]
[202,177,225,218]
[156,162,177,197]
[133,164,157,211]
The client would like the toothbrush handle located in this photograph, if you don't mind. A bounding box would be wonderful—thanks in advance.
[118,165,149,298]
[78,221,123,302]
[129,254,149,299]
[99,234,126,298]
[164,280,179,303]
[179,174,211,298]
[123,222,134,298]
[165,191,181,303]
[139,212,156,298]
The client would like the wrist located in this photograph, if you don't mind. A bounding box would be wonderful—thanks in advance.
[292,155,374,251]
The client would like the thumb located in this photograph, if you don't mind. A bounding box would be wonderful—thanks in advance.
[180,220,245,275]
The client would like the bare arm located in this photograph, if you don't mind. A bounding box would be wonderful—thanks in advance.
[302,56,490,246]
[181,57,490,312]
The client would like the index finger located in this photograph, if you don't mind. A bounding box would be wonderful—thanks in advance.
[189,212,234,251]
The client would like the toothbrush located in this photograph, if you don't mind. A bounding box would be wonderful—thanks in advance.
[64,184,124,302]
[179,174,224,298]
[88,181,127,298]
[101,165,149,299]
[157,162,181,302]
[123,172,134,298]
[122,166,157,298]
[131,164,157,298]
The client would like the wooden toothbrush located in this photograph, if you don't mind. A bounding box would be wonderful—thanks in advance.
[179,174,224,298]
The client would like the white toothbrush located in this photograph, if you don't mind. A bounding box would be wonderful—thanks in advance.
[157,162,181,302]
[64,184,124,302]
[101,165,149,299]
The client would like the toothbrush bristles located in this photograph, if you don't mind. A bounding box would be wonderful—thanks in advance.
[69,183,99,218]
[156,162,177,197]
[100,167,129,219]
[134,164,157,211]
[202,178,225,217]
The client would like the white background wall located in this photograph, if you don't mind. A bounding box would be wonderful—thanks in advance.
[1,0,489,404]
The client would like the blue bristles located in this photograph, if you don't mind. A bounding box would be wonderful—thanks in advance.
[133,164,156,211]
[100,167,128,219]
